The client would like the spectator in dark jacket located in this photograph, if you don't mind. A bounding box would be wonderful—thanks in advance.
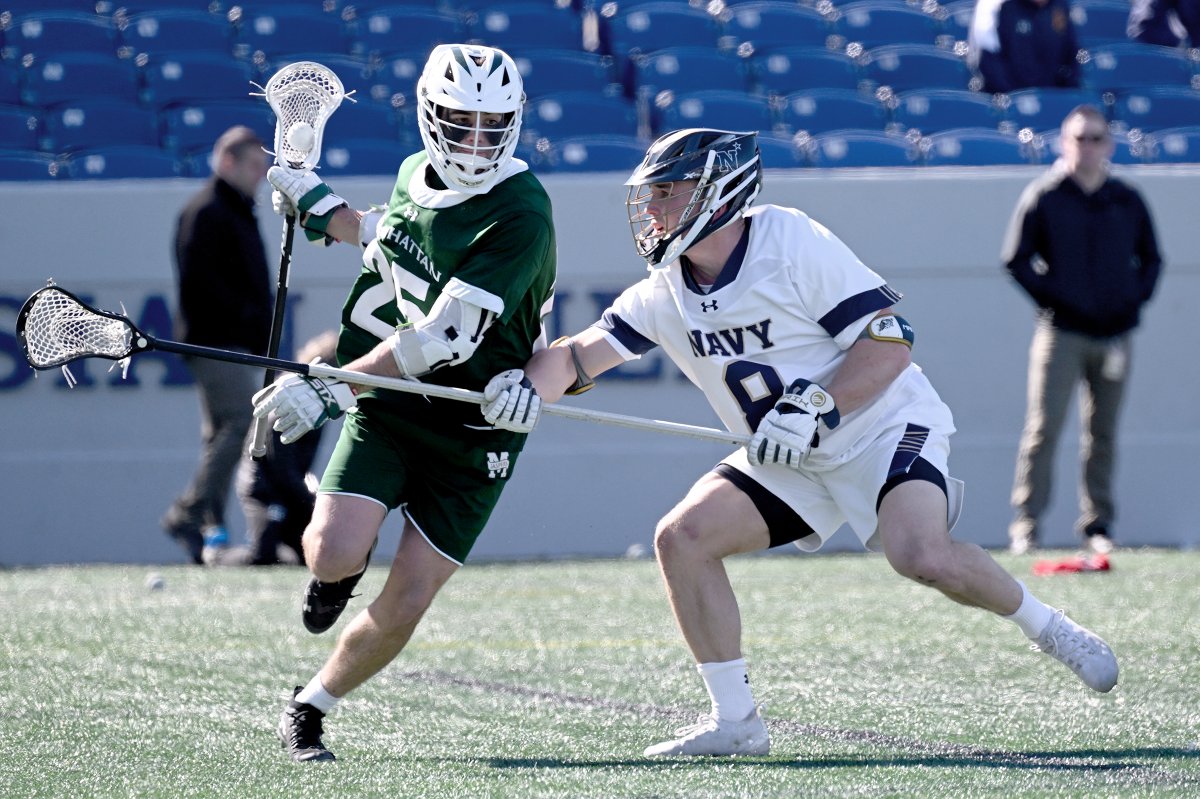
[1002,105,1162,556]
[162,125,271,564]
[1128,0,1200,47]
[236,331,339,566]
[969,0,1081,94]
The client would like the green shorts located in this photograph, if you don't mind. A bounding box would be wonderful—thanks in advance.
[318,397,527,564]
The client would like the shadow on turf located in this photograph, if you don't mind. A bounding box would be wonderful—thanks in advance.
[479,747,1199,772]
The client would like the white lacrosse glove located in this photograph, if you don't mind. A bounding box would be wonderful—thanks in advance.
[746,379,840,469]
[252,372,356,445]
[481,369,541,433]
[271,189,296,217]
[267,165,347,244]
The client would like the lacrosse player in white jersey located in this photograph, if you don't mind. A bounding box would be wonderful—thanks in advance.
[481,128,1119,757]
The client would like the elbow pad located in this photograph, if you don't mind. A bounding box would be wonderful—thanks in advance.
[863,315,914,348]
[387,289,498,376]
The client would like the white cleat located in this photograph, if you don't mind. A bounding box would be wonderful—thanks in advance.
[643,707,770,757]
[1035,610,1119,692]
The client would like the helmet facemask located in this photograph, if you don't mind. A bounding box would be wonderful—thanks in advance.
[624,129,763,267]
[417,44,524,194]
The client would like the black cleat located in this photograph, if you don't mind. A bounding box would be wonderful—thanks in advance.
[161,511,203,565]
[278,687,336,763]
[301,540,375,634]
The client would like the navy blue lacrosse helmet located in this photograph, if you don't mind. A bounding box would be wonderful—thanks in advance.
[625,128,763,267]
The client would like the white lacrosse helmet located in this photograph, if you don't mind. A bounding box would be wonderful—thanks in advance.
[417,43,525,194]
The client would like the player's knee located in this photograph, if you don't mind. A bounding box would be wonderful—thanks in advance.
[885,536,953,587]
[302,525,366,582]
[653,512,707,563]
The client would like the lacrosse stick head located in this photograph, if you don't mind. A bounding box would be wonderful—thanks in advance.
[17,284,142,369]
[262,61,346,170]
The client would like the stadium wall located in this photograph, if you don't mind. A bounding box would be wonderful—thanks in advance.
[2,165,1197,565]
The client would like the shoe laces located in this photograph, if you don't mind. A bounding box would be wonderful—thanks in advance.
[673,713,720,740]
[284,703,327,750]
[1035,610,1096,666]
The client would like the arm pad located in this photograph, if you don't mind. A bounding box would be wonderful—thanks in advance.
[387,291,497,376]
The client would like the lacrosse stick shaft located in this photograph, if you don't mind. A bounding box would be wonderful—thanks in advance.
[146,338,746,447]
[248,212,297,459]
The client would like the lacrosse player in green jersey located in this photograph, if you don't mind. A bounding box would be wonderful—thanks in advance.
[255,44,556,763]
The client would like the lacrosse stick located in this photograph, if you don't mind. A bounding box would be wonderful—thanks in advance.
[247,60,350,459]
[17,284,749,447]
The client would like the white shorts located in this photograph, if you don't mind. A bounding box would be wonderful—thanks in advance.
[721,420,964,553]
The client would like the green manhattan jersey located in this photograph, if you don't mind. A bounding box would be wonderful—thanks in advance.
[337,152,557,427]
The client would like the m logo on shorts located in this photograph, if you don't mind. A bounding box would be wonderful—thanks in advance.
[486,451,510,478]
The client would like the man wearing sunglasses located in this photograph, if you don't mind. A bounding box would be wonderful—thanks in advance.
[1003,105,1162,556]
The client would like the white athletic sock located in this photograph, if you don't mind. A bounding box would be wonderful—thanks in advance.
[295,675,340,714]
[1004,580,1056,639]
[697,658,756,722]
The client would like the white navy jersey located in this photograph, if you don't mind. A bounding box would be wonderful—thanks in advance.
[597,204,955,470]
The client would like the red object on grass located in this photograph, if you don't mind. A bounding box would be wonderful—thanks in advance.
[1032,553,1112,576]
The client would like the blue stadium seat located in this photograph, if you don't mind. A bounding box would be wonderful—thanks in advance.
[1003,87,1105,132]
[756,133,809,167]
[516,49,620,100]
[718,2,832,54]
[160,99,275,155]
[0,105,40,150]
[524,92,638,141]
[0,148,60,180]
[62,145,186,179]
[119,10,234,57]
[1151,125,1200,163]
[2,12,117,60]
[922,128,1033,165]
[782,88,886,134]
[632,47,749,99]
[602,2,720,57]
[320,137,409,176]
[808,129,918,167]
[2,1,104,13]
[545,134,646,173]
[21,53,140,106]
[658,89,775,135]
[236,7,348,61]
[0,66,20,105]
[890,88,1004,135]
[833,1,941,50]
[752,47,861,95]
[938,0,976,45]
[1071,0,1135,47]
[40,98,159,152]
[1113,87,1200,132]
[470,3,584,52]
[320,100,403,151]
[141,53,255,106]
[1082,43,1194,92]
[368,52,426,119]
[861,43,972,92]
[349,8,462,61]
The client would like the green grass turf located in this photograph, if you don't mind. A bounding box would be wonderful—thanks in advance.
[2,550,1197,798]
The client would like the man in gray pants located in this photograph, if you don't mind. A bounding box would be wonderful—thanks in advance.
[162,126,271,563]
[1003,105,1162,555]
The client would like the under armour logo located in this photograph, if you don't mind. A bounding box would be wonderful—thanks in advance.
[700,299,719,313]
[486,451,510,479]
